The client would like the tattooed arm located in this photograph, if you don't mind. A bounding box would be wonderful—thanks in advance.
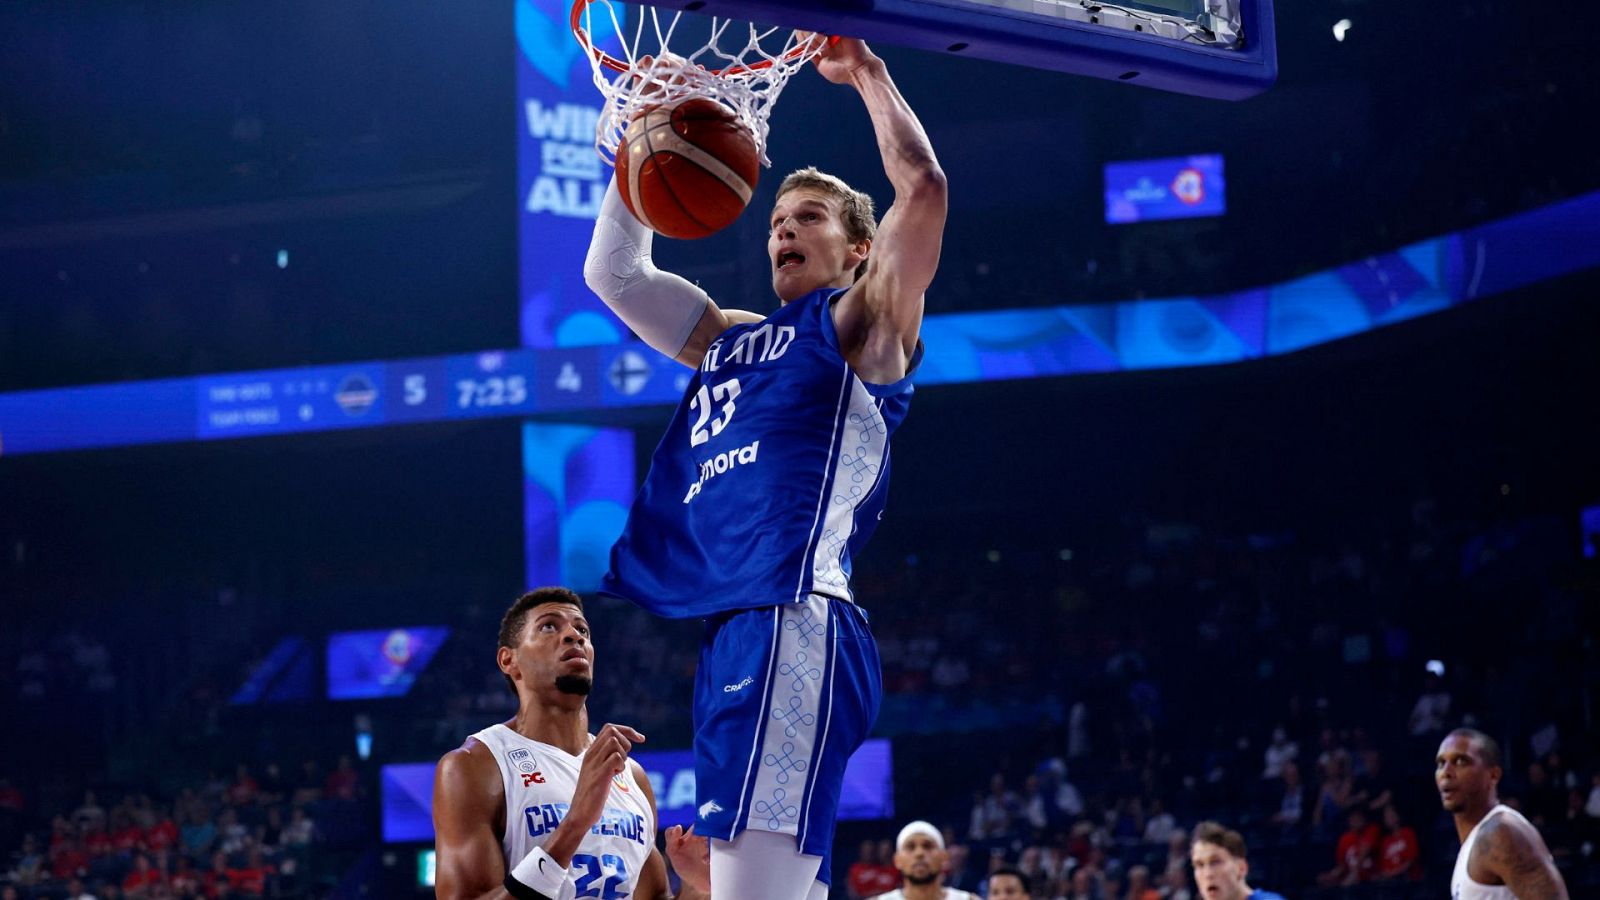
[1473,815,1569,900]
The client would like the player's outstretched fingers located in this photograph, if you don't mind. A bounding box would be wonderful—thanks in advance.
[597,723,646,752]
[664,824,711,892]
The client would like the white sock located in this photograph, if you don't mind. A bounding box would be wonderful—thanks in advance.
[709,830,826,900]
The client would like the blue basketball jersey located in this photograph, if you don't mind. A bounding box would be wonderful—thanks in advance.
[602,287,920,619]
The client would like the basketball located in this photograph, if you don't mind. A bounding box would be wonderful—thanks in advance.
[615,98,760,240]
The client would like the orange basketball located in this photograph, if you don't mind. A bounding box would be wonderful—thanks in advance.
[615,98,759,240]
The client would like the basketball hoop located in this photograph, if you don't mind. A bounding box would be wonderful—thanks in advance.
[571,0,828,168]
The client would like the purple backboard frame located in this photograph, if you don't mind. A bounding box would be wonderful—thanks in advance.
[632,0,1275,100]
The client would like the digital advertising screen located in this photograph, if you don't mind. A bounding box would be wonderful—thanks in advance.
[1104,153,1226,224]
[326,626,450,701]
[383,762,439,843]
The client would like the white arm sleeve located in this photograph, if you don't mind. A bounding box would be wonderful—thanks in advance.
[583,175,711,360]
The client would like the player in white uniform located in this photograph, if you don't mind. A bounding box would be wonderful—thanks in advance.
[432,587,711,900]
[1436,727,1568,900]
[869,821,979,900]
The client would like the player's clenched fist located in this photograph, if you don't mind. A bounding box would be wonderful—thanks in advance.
[567,723,645,830]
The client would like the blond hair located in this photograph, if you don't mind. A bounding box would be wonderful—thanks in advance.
[776,167,877,281]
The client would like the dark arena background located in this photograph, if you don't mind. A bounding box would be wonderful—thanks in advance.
[2,1,1598,898]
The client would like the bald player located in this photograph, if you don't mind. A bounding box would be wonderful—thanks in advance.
[1436,727,1568,899]
[869,821,980,900]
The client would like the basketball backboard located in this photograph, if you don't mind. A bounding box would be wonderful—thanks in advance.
[633,0,1276,100]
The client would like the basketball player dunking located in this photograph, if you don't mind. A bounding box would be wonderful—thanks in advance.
[1435,727,1568,900]
[584,37,946,900]
[432,588,710,900]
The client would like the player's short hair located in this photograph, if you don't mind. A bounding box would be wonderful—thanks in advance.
[1191,821,1248,861]
[1448,727,1503,769]
[989,866,1030,892]
[776,167,877,281]
[497,587,585,693]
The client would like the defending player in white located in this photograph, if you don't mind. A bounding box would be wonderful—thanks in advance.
[586,36,946,900]
[1436,727,1569,899]
[431,588,709,900]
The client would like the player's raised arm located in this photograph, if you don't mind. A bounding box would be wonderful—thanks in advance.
[433,742,516,900]
[820,37,948,381]
[584,175,765,370]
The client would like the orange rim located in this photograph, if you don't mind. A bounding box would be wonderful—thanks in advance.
[570,0,830,77]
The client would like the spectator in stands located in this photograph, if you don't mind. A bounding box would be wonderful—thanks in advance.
[872,839,900,892]
[1523,759,1565,826]
[1020,775,1050,833]
[945,843,981,894]
[1268,761,1306,829]
[214,808,248,856]
[322,755,357,801]
[1407,669,1451,737]
[1162,828,1189,874]
[227,848,271,897]
[1064,865,1100,900]
[1159,863,1193,900]
[1188,821,1286,900]
[0,777,23,812]
[1350,748,1393,813]
[74,791,107,832]
[8,833,46,887]
[983,866,1028,900]
[52,823,90,882]
[1014,847,1047,892]
[1315,807,1379,888]
[1311,751,1354,834]
[1261,727,1298,780]
[1143,799,1177,845]
[980,775,1018,840]
[849,839,898,899]
[144,806,178,856]
[258,806,284,848]
[1039,758,1084,822]
[204,850,231,897]
[122,852,164,897]
[83,817,113,862]
[179,807,215,858]
[290,761,322,806]
[168,854,200,896]
[111,809,145,859]
[1125,864,1160,900]
[255,763,287,806]
[1373,804,1419,882]
[227,765,258,807]
[282,806,315,848]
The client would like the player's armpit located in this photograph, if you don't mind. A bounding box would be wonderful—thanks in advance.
[1482,818,1570,900]
[674,305,766,368]
[432,743,515,900]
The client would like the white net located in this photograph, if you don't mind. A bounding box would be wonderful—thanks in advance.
[572,0,825,168]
